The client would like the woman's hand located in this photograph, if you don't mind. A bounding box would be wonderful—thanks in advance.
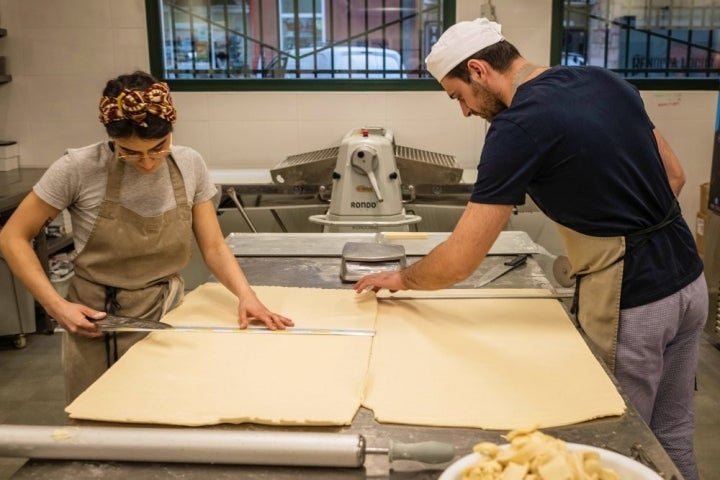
[237,291,294,330]
[48,301,105,338]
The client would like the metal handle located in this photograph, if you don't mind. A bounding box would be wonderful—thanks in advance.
[385,441,455,464]
[351,146,383,202]
[366,170,384,203]
[503,253,529,267]
[226,186,258,233]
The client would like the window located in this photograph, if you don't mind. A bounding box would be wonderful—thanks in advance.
[146,0,454,91]
[554,0,720,89]
[279,0,326,50]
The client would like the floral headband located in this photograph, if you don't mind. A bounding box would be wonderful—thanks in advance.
[98,82,177,127]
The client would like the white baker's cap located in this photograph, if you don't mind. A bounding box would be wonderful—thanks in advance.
[425,18,504,81]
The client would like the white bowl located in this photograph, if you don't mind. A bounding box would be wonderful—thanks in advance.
[439,443,663,480]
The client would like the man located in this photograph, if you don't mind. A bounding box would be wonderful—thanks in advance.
[353,18,707,480]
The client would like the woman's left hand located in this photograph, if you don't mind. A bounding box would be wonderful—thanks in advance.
[237,291,294,330]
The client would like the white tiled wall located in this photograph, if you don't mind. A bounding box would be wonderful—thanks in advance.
[0,0,714,224]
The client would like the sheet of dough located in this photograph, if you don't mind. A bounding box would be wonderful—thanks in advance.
[66,283,376,426]
[363,289,626,430]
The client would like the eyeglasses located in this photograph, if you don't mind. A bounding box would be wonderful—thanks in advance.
[117,149,171,162]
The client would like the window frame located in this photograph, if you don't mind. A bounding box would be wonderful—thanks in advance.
[551,0,720,90]
[144,0,455,92]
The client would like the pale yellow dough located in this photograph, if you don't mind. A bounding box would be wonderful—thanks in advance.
[363,289,626,429]
[67,285,626,429]
[66,284,377,426]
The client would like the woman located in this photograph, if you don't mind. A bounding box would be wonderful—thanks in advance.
[0,71,293,403]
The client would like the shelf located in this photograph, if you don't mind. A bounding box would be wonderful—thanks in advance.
[47,235,74,256]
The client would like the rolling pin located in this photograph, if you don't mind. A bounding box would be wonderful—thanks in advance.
[0,425,454,467]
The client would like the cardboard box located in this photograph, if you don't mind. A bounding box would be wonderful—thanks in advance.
[696,211,707,256]
[700,182,710,214]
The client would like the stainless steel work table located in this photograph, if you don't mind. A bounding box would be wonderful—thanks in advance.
[13,233,682,479]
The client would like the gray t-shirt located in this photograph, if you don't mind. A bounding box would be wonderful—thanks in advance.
[34,141,217,253]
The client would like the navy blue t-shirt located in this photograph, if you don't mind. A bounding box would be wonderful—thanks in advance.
[470,66,702,308]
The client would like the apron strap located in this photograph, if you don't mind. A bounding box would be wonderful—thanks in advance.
[571,278,580,316]
[167,155,188,207]
[104,333,119,367]
[625,200,682,251]
[105,155,124,203]
[104,286,121,313]
[571,200,682,319]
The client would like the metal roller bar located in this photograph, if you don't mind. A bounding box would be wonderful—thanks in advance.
[0,425,455,468]
[0,425,365,467]
[55,325,376,337]
[377,293,573,301]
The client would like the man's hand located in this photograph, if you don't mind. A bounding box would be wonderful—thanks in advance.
[353,271,407,294]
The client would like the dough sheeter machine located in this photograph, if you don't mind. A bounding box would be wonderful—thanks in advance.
[214,126,474,235]
[5,230,681,479]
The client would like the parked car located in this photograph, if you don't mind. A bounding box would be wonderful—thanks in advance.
[263,46,406,79]
[562,52,586,66]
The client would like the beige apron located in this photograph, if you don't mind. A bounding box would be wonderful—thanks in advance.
[555,226,625,371]
[62,153,192,403]
[555,201,682,371]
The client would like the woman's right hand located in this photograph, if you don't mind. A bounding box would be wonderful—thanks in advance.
[49,301,106,338]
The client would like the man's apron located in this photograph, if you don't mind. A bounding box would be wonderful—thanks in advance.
[555,201,681,371]
[62,154,192,403]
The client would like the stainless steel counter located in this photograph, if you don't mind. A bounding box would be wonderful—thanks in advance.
[0,168,46,214]
[13,234,682,479]
[225,231,540,257]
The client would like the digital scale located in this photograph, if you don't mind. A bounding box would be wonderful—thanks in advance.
[340,242,407,282]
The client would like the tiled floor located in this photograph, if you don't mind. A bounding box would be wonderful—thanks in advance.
[0,329,719,479]
[0,331,66,479]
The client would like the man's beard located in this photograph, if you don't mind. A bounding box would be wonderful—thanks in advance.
[470,79,507,121]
